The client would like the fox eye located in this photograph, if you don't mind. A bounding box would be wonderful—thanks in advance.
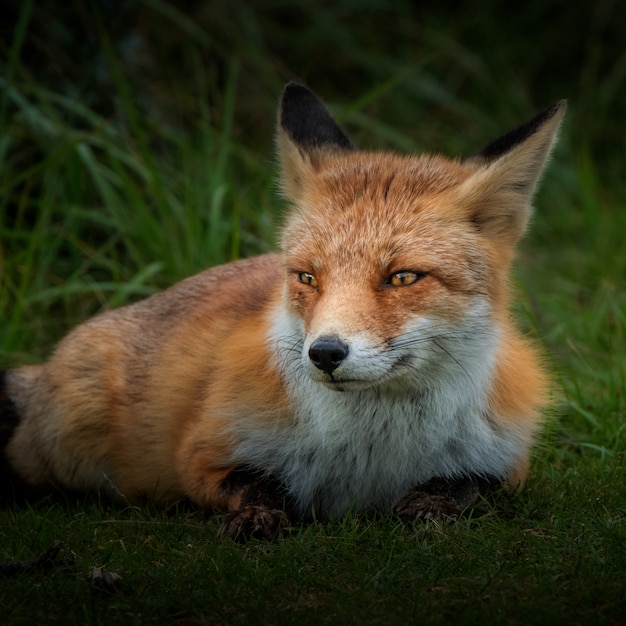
[298,272,319,288]
[388,271,425,287]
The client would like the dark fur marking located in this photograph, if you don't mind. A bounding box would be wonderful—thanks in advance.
[382,172,396,202]
[219,468,293,515]
[280,83,355,152]
[218,468,293,542]
[476,100,565,162]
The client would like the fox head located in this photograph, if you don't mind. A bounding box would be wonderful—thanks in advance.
[276,83,565,391]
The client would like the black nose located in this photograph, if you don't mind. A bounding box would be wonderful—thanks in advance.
[308,335,349,374]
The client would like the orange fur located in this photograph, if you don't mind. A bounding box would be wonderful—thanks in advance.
[2,85,565,536]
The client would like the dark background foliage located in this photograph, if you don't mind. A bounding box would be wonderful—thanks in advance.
[3,0,623,155]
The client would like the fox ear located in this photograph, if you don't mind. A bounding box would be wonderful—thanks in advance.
[277,83,354,200]
[459,100,567,243]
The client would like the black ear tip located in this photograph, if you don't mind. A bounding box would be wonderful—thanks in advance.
[279,83,355,151]
[280,83,323,120]
[476,98,567,162]
[282,82,314,103]
[544,99,568,119]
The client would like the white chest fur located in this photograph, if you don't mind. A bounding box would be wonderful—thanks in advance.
[228,307,526,518]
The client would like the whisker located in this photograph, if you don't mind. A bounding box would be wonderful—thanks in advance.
[432,339,471,379]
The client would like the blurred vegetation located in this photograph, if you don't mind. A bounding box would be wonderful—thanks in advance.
[2,1,624,160]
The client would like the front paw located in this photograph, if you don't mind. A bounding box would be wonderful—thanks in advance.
[218,505,291,542]
[393,490,463,523]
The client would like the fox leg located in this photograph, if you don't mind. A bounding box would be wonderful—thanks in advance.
[177,428,294,541]
[179,449,293,542]
[216,469,293,542]
[393,475,499,523]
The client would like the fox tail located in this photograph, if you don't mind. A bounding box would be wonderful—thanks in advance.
[0,370,31,501]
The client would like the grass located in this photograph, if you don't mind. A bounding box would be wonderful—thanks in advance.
[1,1,625,624]
[1,482,625,625]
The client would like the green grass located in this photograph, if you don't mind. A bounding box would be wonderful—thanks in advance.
[1,480,625,625]
[1,1,625,624]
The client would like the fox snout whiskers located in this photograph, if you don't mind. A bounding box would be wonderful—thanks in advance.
[303,332,408,390]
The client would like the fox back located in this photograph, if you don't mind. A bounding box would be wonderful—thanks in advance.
[1,84,565,539]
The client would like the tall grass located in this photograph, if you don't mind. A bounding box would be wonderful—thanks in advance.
[1,1,625,623]
[1,20,278,361]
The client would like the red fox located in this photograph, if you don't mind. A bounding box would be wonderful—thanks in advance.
[1,84,565,540]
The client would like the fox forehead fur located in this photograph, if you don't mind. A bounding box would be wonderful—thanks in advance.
[2,83,566,531]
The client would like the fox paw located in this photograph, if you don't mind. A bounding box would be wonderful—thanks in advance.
[218,505,291,542]
[393,491,463,524]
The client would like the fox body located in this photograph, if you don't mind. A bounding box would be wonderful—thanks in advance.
[1,85,565,538]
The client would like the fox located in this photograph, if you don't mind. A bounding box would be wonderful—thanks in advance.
[0,84,565,540]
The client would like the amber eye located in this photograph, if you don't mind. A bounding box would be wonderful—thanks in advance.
[298,272,319,288]
[388,271,425,287]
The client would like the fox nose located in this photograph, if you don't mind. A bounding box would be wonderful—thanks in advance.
[308,335,349,374]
